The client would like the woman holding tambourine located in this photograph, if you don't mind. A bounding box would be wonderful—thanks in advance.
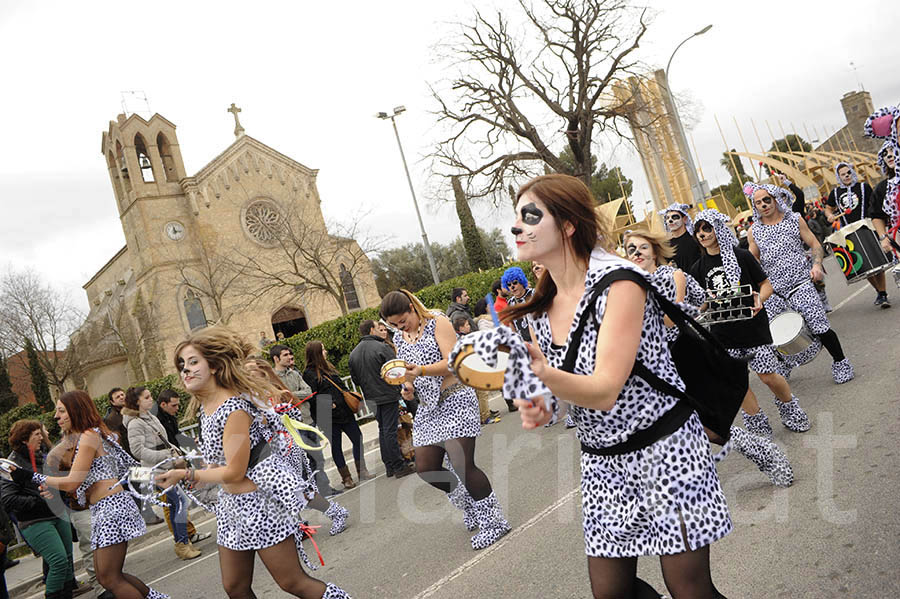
[2,390,166,599]
[380,291,511,550]
[505,174,732,599]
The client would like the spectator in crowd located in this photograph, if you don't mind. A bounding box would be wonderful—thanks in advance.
[348,320,416,479]
[455,308,500,426]
[0,505,10,599]
[491,279,507,313]
[451,315,472,336]
[303,341,372,490]
[446,288,478,334]
[258,331,273,351]
[270,344,342,496]
[123,387,201,561]
[155,390,210,546]
[102,388,130,455]
[1,420,81,599]
[276,331,286,340]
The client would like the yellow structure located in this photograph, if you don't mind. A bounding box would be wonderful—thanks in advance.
[614,70,704,214]
[72,110,380,397]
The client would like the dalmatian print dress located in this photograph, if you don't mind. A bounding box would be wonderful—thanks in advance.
[752,216,831,336]
[649,265,703,343]
[394,318,481,447]
[72,430,148,550]
[200,396,307,551]
[529,256,732,558]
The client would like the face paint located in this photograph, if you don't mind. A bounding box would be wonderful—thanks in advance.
[665,213,682,223]
[512,193,559,262]
[178,346,213,392]
[624,237,655,269]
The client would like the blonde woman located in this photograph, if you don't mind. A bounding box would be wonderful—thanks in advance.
[379,290,510,550]
[154,327,351,599]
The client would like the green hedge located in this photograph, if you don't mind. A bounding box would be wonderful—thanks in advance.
[0,403,58,456]
[276,261,533,375]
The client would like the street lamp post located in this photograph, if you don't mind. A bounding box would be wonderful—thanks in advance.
[376,106,441,286]
[663,24,712,206]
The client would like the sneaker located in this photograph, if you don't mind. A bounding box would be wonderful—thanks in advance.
[874,292,891,309]
[481,415,501,425]
[489,409,500,418]
[189,531,212,543]
[394,463,416,478]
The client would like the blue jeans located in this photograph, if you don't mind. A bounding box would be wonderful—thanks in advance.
[166,488,189,543]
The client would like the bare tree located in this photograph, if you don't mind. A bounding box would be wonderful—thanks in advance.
[431,0,650,202]
[238,205,387,317]
[0,268,83,393]
[166,234,258,326]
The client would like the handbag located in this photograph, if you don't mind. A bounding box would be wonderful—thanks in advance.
[563,268,749,447]
[323,374,363,414]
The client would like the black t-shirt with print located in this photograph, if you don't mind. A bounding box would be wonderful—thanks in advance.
[870,179,891,223]
[826,182,874,225]
[690,247,773,349]
[670,231,701,272]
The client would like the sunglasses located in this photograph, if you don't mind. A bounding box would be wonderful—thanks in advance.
[696,222,714,234]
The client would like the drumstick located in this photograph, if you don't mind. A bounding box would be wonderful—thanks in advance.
[485,294,501,327]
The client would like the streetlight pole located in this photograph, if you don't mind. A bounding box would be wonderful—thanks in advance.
[376,106,441,286]
[663,24,712,206]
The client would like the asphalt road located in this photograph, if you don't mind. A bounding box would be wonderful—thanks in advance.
[26,257,900,599]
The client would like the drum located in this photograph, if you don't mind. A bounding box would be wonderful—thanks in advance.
[893,264,900,290]
[451,344,509,390]
[769,311,814,356]
[380,359,408,385]
[825,219,894,284]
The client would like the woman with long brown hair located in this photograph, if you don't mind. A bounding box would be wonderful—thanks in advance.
[301,342,371,489]
[7,391,166,599]
[506,174,731,598]
[379,289,510,550]
[154,327,351,599]
[243,357,349,535]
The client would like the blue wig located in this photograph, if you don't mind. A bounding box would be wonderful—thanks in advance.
[501,266,529,290]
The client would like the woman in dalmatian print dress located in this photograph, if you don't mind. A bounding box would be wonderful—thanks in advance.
[690,209,812,442]
[623,228,794,488]
[744,182,855,384]
[506,174,732,599]
[380,290,511,550]
[153,327,352,599]
[10,390,168,599]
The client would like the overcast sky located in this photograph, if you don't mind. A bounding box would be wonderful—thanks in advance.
[2,0,898,314]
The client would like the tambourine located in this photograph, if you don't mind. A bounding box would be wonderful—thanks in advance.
[451,344,509,390]
[380,359,409,385]
[0,458,17,480]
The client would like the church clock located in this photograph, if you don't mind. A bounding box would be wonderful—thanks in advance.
[164,221,186,241]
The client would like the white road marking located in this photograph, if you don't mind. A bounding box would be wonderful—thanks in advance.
[831,284,869,312]
[411,487,580,599]
[147,549,220,585]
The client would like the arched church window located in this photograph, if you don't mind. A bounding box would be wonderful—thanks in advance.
[134,134,155,183]
[340,264,360,310]
[156,133,177,182]
[184,290,207,331]
[241,198,286,246]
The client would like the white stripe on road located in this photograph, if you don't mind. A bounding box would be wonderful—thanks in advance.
[147,549,220,585]
[411,487,580,599]
[831,284,869,312]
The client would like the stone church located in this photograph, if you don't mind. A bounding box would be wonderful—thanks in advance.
[72,108,381,397]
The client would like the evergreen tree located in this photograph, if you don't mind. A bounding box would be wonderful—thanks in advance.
[452,176,490,272]
[24,338,53,411]
[0,355,18,413]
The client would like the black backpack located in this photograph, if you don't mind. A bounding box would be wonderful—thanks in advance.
[562,268,748,445]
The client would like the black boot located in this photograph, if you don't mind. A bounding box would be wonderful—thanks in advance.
[505,399,518,413]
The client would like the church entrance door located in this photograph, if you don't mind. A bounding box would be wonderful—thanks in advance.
[272,305,308,339]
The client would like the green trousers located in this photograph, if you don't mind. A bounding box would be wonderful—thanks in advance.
[20,518,74,594]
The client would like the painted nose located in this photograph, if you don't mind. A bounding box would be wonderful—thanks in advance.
[510,226,523,235]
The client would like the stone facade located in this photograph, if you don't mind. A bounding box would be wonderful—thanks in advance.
[73,112,380,397]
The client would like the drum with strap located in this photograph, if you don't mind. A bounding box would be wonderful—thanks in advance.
[825,219,894,284]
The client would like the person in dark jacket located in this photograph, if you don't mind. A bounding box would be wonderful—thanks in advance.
[1,420,78,599]
[446,288,477,334]
[303,341,372,490]
[102,387,130,456]
[348,320,415,479]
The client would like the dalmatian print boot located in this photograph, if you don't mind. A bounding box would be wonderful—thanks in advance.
[325,501,349,536]
[730,426,793,487]
[774,396,810,432]
[146,589,170,599]
[742,408,773,440]
[323,582,353,598]
[470,492,510,550]
[448,483,478,531]
[831,358,855,384]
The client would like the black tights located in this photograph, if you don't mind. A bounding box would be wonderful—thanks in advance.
[587,545,727,599]
[219,536,327,599]
[816,328,845,362]
[94,542,149,599]
[414,437,492,501]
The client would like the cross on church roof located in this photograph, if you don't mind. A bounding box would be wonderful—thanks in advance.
[228,103,245,138]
